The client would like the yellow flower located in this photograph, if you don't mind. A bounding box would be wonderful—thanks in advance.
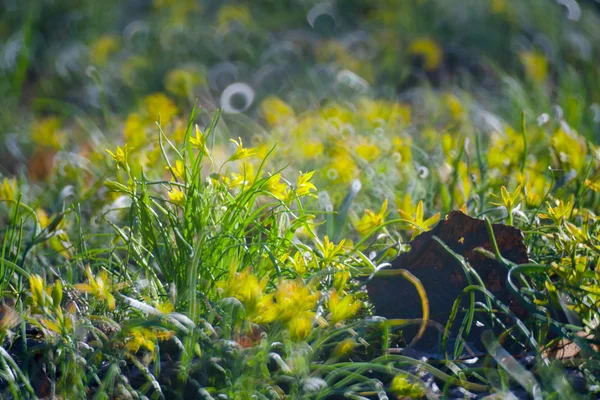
[74,266,120,310]
[398,200,440,239]
[261,96,295,126]
[539,196,574,225]
[168,160,185,181]
[409,38,443,71]
[217,5,252,30]
[295,171,317,198]
[124,112,147,148]
[168,187,185,205]
[264,173,289,200]
[392,136,412,164]
[520,51,548,83]
[0,304,19,334]
[355,199,388,236]
[164,67,205,98]
[229,137,256,161]
[585,177,600,193]
[355,140,381,162]
[300,140,324,159]
[444,93,464,120]
[126,328,156,355]
[218,267,270,322]
[90,35,120,66]
[189,124,209,155]
[31,117,66,149]
[317,236,347,266]
[324,155,357,184]
[389,373,425,399]
[29,274,46,308]
[288,311,315,342]
[332,338,357,358]
[229,162,256,189]
[328,289,361,325]
[490,184,523,211]
[0,178,16,202]
[143,93,178,124]
[106,145,131,170]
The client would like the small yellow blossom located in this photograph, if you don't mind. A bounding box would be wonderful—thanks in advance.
[126,328,156,354]
[520,51,548,83]
[124,112,147,148]
[143,93,178,124]
[399,200,440,239]
[539,196,574,225]
[317,236,347,266]
[295,171,317,198]
[229,137,256,162]
[288,311,315,342]
[164,67,205,98]
[229,162,256,189]
[168,187,185,205]
[260,96,295,126]
[389,373,425,398]
[90,35,120,66]
[168,160,185,181]
[409,38,443,71]
[106,145,131,170]
[328,290,361,325]
[355,199,389,236]
[74,266,122,310]
[31,117,66,149]
[264,173,288,200]
[0,178,16,202]
[355,140,381,162]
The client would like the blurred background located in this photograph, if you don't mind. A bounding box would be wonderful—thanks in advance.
[1,0,600,205]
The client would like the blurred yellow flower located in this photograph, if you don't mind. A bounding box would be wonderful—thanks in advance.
[229,162,256,189]
[355,139,381,162]
[143,93,178,124]
[328,289,361,325]
[409,38,443,71]
[325,155,357,184]
[217,5,252,30]
[126,328,156,354]
[261,96,295,126]
[355,199,388,236]
[389,373,425,398]
[123,112,147,148]
[288,311,315,341]
[164,67,205,98]
[520,51,548,83]
[31,117,66,149]
[189,124,209,155]
[444,93,464,120]
[0,178,16,202]
[90,35,120,66]
[74,266,121,310]
[168,160,185,181]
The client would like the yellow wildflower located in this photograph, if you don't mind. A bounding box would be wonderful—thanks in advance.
[123,112,147,148]
[317,236,347,266]
[355,199,389,236]
[264,173,288,200]
[106,145,131,170]
[90,35,120,66]
[389,373,425,398]
[325,155,357,184]
[168,187,185,205]
[29,274,46,308]
[261,96,295,126]
[332,338,357,358]
[328,290,361,325]
[295,171,317,198]
[398,200,440,239]
[143,93,178,124]
[168,160,185,181]
[539,196,574,225]
[355,139,381,162]
[520,51,548,83]
[288,311,314,342]
[126,328,156,354]
[217,5,252,30]
[164,67,205,98]
[0,178,16,201]
[31,117,66,149]
[229,162,256,189]
[74,266,121,310]
[409,38,443,71]
[229,137,256,161]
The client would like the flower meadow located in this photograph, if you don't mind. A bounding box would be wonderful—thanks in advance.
[2,0,600,398]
